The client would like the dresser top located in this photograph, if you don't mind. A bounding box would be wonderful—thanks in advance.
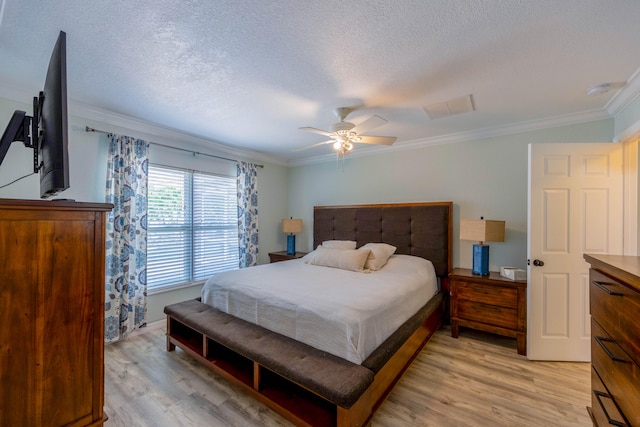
[584,254,640,291]
[0,198,112,211]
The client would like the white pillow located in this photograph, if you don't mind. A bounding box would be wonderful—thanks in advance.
[322,240,357,250]
[304,246,370,272]
[359,243,397,271]
[301,249,318,261]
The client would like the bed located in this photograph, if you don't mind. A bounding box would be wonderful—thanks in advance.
[201,252,439,365]
[164,201,452,426]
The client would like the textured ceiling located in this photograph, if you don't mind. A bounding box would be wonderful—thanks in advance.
[1,0,640,165]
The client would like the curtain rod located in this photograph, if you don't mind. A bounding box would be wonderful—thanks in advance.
[85,126,264,168]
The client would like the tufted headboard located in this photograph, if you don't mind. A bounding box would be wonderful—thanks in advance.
[313,202,452,278]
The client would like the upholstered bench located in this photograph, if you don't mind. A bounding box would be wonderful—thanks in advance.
[164,293,443,427]
[164,299,374,409]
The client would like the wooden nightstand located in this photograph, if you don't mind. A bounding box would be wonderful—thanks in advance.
[450,268,527,355]
[268,251,307,263]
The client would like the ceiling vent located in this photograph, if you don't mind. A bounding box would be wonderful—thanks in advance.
[423,94,475,120]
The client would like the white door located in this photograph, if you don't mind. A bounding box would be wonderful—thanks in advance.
[528,143,623,361]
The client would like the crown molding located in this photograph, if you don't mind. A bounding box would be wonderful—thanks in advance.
[1,85,613,169]
[70,100,287,166]
[606,65,640,116]
[0,87,287,167]
[614,117,640,143]
[286,108,612,167]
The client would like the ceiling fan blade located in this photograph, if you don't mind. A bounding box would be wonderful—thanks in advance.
[293,140,334,151]
[351,115,388,135]
[358,135,397,146]
[299,127,332,137]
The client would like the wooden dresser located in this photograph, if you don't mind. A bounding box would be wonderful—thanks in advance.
[450,268,527,355]
[0,199,111,426]
[584,254,640,427]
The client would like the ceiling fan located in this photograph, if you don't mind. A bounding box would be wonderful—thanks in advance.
[296,107,397,156]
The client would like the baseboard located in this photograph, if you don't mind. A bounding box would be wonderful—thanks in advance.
[129,319,165,337]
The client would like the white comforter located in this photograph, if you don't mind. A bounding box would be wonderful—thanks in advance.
[201,254,438,364]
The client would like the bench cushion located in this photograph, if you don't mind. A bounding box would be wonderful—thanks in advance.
[164,299,374,408]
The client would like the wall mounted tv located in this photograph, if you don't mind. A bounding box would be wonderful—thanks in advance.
[0,30,69,198]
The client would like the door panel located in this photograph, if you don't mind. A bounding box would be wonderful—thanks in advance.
[541,273,569,337]
[543,189,569,252]
[528,143,623,361]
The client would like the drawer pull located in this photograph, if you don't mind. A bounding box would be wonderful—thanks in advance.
[594,336,629,363]
[593,390,627,427]
[593,281,624,296]
[466,285,501,292]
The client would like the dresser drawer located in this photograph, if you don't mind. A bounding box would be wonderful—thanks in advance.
[590,269,640,363]
[456,281,518,308]
[590,367,628,427]
[457,300,517,330]
[591,319,640,427]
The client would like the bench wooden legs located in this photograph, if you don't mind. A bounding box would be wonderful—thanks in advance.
[166,316,176,351]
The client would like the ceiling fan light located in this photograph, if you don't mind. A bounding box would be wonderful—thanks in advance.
[298,107,397,155]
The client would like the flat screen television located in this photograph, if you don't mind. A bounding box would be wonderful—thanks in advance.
[0,30,69,198]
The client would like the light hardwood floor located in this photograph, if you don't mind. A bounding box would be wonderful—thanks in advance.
[104,325,592,426]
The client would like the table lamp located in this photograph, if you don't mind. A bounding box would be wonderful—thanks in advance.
[282,218,302,255]
[460,218,505,275]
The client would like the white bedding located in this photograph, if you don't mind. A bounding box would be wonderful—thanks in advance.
[201,254,438,364]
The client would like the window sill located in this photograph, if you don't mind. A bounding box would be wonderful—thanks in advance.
[147,279,206,296]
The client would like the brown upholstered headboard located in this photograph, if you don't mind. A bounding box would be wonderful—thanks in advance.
[313,202,452,277]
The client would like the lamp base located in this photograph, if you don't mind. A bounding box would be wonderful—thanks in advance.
[286,235,296,255]
[472,244,490,275]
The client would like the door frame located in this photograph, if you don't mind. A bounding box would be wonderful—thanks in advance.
[622,134,638,256]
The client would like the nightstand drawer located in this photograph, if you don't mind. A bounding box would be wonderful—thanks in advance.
[270,253,294,263]
[457,300,517,330]
[449,268,527,355]
[456,281,518,308]
[268,251,307,263]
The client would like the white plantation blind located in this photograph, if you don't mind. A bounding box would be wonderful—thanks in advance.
[147,165,239,291]
[192,173,239,278]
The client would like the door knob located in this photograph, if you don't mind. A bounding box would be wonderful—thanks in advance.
[533,259,544,267]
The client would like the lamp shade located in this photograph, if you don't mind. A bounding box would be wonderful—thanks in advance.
[282,218,302,234]
[460,219,505,243]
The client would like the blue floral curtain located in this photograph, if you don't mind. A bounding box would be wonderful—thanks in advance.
[104,133,149,342]
[237,161,259,268]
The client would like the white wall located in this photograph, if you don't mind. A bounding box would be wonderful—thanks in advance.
[288,119,614,272]
[614,94,640,141]
[0,95,290,323]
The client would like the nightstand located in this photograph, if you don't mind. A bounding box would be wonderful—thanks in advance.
[268,251,307,263]
[450,268,527,355]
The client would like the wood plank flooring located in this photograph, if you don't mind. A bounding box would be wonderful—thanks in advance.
[104,325,592,426]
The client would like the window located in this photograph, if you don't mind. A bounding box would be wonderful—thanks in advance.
[147,165,239,291]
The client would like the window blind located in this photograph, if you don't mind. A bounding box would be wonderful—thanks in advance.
[147,165,239,291]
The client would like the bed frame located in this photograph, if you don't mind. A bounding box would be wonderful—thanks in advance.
[165,202,452,426]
